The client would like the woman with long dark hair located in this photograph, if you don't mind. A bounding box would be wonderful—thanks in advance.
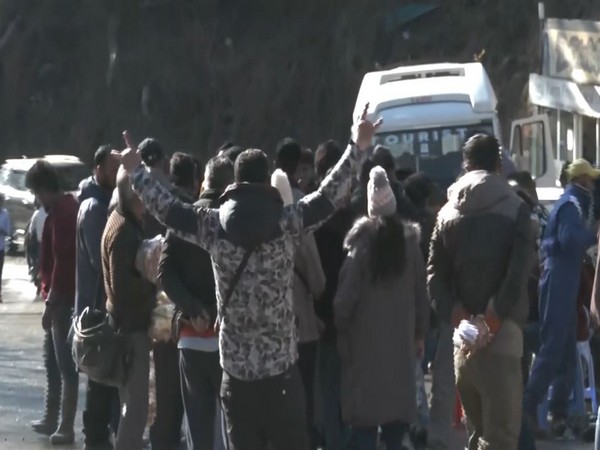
[334,166,429,450]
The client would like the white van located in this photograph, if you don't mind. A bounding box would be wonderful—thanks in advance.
[353,62,502,189]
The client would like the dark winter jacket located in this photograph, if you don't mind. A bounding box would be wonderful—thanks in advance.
[427,170,533,327]
[158,188,221,335]
[130,143,363,380]
[75,177,112,315]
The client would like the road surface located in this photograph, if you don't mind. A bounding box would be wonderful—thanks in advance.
[0,257,594,449]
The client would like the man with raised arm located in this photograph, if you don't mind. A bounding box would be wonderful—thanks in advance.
[120,106,380,450]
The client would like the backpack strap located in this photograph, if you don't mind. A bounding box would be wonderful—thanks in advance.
[217,246,256,327]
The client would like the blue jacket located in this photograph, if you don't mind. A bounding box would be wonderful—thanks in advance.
[540,184,596,266]
[74,177,112,315]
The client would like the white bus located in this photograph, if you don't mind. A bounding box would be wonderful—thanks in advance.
[353,62,502,189]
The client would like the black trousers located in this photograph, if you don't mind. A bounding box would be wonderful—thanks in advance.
[298,342,318,450]
[220,365,309,450]
[83,379,120,445]
[179,349,224,450]
[150,341,184,450]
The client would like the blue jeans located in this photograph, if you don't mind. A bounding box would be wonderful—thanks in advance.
[349,421,408,450]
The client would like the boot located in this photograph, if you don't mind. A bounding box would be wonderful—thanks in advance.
[31,331,61,435]
[49,382,78,445]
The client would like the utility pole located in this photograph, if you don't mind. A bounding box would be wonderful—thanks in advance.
[538,2,546,76]
[536,2,546,119]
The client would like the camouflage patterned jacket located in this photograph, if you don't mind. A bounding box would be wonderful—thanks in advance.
[131,144,362,380]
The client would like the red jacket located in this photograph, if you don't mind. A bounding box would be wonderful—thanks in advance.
[40,195,78,305]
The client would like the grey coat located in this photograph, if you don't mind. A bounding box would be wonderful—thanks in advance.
[293,233,326,343]
[334,219,428,427]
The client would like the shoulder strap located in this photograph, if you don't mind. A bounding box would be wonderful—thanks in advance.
[221,246,256,312]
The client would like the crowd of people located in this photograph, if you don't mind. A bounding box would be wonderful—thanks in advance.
[21,105,600,450]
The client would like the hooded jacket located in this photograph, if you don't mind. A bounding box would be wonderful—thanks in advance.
[130,144,362,380]
[427,170,533,328]
[75,176,112,315]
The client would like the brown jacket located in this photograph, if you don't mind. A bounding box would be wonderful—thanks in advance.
[102,209,155,332]
[334,219,428,426]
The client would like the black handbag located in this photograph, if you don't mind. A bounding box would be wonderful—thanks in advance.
[72,277,128,387]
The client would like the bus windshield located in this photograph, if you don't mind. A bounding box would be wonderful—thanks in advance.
[374,121,494,189]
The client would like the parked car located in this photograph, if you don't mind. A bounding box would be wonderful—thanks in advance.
[0,155,89,253]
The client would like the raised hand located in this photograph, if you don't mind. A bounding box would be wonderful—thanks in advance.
[120,130,142,174]
[354,103,383,151]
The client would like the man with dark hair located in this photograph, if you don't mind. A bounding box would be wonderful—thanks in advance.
[76,145,120,450]
[138,137,169,174]
[204,156,234,192]
[298,148,316,194]
[428,134,533,449]
[26,160,79,445]
[275,138,302,185]
[159,155,233,450]
[315,140,343,182]
[120,107,381,450]
[233,149,271,184]
[462,134,502,172]
[219,145,245,165]
[170,152,197,190]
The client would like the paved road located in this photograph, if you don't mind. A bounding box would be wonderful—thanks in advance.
[0,257,594,449]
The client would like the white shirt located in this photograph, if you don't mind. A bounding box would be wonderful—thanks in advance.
[31,208,47,244]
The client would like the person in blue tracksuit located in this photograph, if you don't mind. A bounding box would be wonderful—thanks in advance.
[523,159,599,434]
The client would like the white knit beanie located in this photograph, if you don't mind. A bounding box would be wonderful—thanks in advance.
[368,166,396,218]
[271,168,294,206]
